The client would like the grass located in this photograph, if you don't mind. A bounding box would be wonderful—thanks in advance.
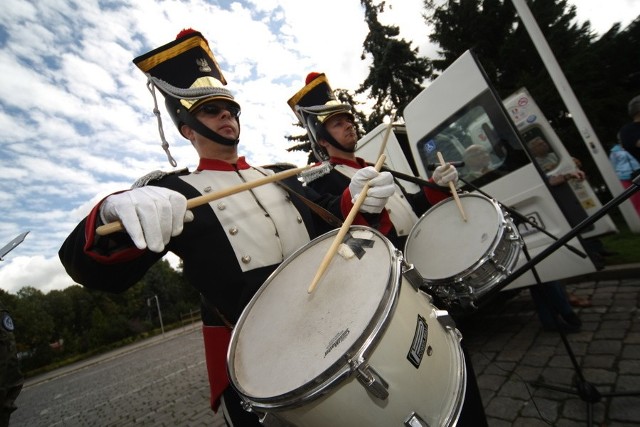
[599,221,640,265]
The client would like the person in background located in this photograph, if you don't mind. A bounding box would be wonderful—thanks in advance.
[529,280,584,332]
[58,30,395,427]
[0,301,21,427]
[0,233,28,427]
[288,72,489,427]
[619,94,640,163]
[526,137,611,270]
[609,137,640,216]
[288,72,457,249]
[528,136,560,173]
[524,137,592,327]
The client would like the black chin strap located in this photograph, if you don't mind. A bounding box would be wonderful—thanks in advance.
[181,109,239,147]
[317,127,356,154]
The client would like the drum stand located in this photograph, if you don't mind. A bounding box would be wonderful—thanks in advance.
[471,174,640,426]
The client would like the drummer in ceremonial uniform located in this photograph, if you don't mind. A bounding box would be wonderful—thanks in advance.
[288,72,457,249]
[58,29,395,426]
[288,72,489,426]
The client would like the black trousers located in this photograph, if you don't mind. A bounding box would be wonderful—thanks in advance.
[221,386,262,427]
[457,346,489,426]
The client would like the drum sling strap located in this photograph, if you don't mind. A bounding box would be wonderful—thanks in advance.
[253,167,344,228]
[275,180,344,228]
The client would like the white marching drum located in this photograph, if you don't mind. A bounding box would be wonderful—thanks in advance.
[227,226,466,427]
[404,193,523,311]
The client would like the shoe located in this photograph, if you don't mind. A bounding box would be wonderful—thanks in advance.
[568,295,592,308]
[542,314,581,333]
[560,311,582,328]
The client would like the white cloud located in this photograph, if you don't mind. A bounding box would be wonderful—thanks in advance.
[0,255,73,294]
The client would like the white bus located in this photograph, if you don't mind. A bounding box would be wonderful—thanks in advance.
[356,50,627,293]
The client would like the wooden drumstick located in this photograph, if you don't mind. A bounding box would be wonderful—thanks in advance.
[96,164,312,236]
[307,154,387,294]
[307,114,396,294]
[376,111,396,159]
[436,151,467,222]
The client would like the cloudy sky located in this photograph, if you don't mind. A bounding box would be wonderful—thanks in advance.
[0,0,637,295]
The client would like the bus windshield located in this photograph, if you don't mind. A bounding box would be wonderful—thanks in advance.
[415,90,531,189]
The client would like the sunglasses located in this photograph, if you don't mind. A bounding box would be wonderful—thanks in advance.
[198,103,241,118]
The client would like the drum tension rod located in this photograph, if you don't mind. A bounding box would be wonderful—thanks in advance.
[355,363,389,400]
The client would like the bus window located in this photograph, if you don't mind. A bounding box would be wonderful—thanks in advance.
[414,90,530,188]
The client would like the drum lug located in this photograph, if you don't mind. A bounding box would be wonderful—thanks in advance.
[402,262,427,292]
[434,309,457,330]
[356,363,389,400]
[259,412,296,426]
[404,411,430,427]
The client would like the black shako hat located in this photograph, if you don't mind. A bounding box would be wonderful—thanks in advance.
[288,72,355,161]
[133,29,240,165]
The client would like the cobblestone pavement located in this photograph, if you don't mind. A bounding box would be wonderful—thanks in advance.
[10,265,640,427]
[461,266,640,427]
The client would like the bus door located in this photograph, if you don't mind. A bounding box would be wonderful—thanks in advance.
[402,50,597,290]
[503,88,618,239]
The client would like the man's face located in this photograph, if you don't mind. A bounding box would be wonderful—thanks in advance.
[194,100,241,140]
[529,138,550,156]
[324,113,357,149]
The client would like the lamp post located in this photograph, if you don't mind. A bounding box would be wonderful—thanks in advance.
[147,295,165,337]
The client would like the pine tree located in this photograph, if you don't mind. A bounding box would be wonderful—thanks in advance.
[358,0,432,131]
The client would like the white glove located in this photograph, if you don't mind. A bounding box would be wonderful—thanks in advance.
[433,163,459,186]
[99,186,193,253]
[349,167,396,214]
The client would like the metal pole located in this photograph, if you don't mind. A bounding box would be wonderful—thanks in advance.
[510,0,640,232]
[155,295,165,337]
[148,295,165,337]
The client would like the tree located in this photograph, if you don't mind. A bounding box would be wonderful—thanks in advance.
[6,258,200,374]
[285,0,432,155]
[424,0,515,82]
[358,0,432,130]
[585,18,640,140]
[12,287,56,370]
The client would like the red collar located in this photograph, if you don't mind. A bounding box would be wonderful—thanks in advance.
[197,156,251,171]
[329,156,367,169]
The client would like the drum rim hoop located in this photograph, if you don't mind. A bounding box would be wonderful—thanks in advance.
[404,193,508,281]
[227,226,403,409]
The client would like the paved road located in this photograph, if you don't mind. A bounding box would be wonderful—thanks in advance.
[12,324,223,427]
[10,265,640,427]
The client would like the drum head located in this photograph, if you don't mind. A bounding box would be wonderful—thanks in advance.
[228,227,399,402]
[405,194,502,280]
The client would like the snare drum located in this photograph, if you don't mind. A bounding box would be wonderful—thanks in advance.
[404,193,522,310]
[228,226,466,426]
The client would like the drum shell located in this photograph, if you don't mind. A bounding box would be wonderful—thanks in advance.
[264,281,466,427]
[227,226,466,426]
[404,193,522,304]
